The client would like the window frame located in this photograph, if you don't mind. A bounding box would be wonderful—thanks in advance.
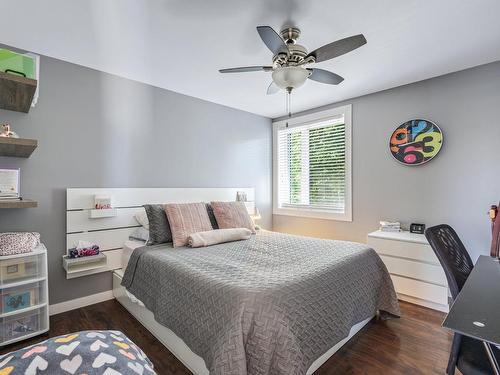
[272,104,352,221]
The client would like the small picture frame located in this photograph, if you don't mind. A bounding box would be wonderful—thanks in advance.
[94,195,112,209]
[236,191,247,202]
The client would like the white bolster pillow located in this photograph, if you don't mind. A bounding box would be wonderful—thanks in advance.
[188,228,252,248]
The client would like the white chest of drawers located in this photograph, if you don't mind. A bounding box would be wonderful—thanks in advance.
[367,230,449,312]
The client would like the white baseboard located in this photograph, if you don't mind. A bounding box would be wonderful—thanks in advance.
[49,290,114,316]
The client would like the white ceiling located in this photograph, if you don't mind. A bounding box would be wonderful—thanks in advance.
[2,0,500,118]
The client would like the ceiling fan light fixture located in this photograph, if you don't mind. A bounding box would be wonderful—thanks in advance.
[271,66,310,90]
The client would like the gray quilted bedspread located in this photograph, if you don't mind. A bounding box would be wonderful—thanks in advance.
[122,230,400,375]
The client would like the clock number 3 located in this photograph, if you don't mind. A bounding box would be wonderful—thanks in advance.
[415,131,442,158]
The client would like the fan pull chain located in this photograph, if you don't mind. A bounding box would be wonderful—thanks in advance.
[285,88,292,128]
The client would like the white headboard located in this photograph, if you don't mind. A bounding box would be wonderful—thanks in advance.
[64,187,255,279]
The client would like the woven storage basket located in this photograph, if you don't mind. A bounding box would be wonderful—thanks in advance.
[0,232,40,256]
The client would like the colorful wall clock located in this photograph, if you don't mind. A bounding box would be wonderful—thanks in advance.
[390,119,443,165]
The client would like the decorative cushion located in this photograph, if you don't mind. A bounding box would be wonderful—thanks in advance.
[164,203,213,247]
[0,232,40,256]
[210,201,255,233]
[143,205,172,245]
[129,227,150,242]
[188,228,252,248]
[0,330,156,374]
[134,208,150,230]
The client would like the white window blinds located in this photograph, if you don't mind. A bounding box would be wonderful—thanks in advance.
[277,115,347,214]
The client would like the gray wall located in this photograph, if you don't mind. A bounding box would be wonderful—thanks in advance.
[274,61,500,261]
[0,54,272,304]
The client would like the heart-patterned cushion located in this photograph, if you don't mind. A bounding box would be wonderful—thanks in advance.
[0,331,155,374]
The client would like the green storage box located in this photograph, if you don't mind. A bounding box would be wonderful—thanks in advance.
[0,49,36,79]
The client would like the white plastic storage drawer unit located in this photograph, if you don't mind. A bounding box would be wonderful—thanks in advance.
[0,244,49,346]
[367,230,449,312]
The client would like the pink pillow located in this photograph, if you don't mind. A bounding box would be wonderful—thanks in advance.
[210,201,255,234]
[164,203,213,247]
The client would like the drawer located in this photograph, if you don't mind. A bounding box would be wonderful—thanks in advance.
[1,305,48,344]
[0,280,47,316]
[0,253,46,284]
[368,236,439,264]
[391,274,448,305]
[380,255,447,286]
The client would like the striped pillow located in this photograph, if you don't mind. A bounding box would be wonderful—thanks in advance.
[210,201,255,234]
[164,203,214,247]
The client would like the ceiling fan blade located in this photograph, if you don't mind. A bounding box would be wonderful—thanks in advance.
[219,66,273,73]
[266,81,280,95]
[307,34,367,63]
[307,68,344,85]
[256,26,289,55]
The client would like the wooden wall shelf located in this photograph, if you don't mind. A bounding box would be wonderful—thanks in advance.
[0,137,37,157]
[0,71,37,113]
[0,199,38,209]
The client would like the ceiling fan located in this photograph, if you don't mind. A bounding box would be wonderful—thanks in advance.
[219,26,367,96]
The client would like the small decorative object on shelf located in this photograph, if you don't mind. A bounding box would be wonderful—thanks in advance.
[94,195,112,209]
[0,243,49,346]
[0,168,20,201]
[379,221,401,232]
[236,191,247,202]
[68,240,100,258]
[0,123,19,138]
[410,223,426,234]
[89,194,116,218]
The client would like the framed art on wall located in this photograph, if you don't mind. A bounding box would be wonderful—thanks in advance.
[389,119,443,166]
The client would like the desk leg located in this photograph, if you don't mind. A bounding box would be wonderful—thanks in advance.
[483,342,500,375]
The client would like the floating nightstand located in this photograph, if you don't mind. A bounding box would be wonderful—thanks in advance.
[62,253,108,279]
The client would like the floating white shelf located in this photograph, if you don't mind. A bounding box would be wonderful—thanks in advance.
[89,208,117,219]
[62,253,108,279]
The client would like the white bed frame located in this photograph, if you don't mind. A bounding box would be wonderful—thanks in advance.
[67,187,373,374]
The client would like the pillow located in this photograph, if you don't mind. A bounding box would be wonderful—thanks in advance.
[143,204,172,245]
[188,228,252,248]
[134,208,149,229]
[164,202,214,247]
[210,201,256,233]
[129,227,150,242]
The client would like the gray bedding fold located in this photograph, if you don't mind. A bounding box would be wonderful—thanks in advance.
[122,230,400,375]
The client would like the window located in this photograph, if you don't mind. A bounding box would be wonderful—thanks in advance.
[273,105,352,221]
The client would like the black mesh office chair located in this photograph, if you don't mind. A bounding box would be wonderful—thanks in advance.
[425,224,500,375]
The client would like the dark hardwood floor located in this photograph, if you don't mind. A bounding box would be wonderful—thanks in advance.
[0,300,453,374]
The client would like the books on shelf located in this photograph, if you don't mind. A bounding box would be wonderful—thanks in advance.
[380,221,401,232]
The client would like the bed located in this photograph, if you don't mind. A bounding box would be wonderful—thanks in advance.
[117,230,400,375]
[65,188,399,374]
